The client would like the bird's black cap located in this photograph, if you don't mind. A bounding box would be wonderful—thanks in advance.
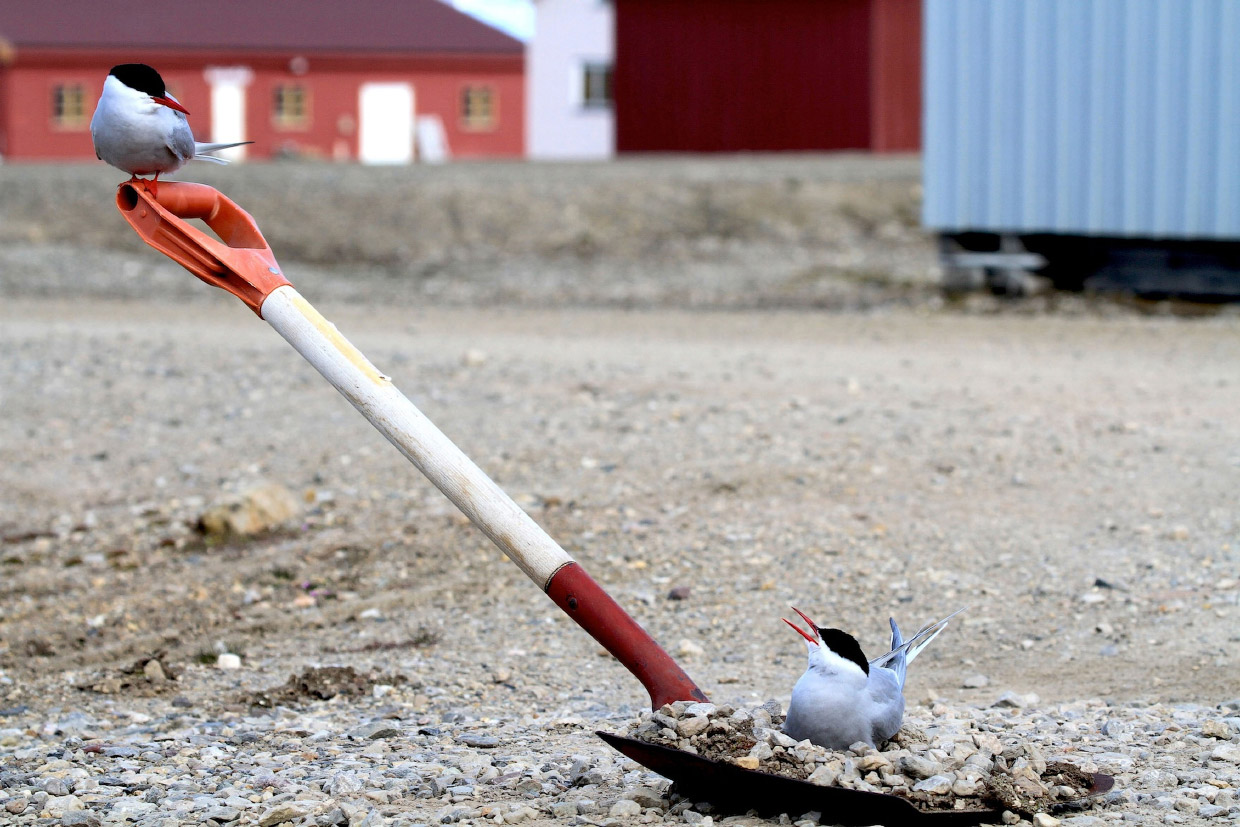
[818,628,869,675]
[109,64,167,97]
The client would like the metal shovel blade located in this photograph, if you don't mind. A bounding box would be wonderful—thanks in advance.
[598,732,1114,826]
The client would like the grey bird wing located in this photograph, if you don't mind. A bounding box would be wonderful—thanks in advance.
[866,667,906,743]
[167,119,197,165]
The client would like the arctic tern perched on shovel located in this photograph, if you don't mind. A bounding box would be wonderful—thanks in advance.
[91,63,250,183]
[782,606,967,750]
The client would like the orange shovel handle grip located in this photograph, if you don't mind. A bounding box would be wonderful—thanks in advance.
[116,181,290,316]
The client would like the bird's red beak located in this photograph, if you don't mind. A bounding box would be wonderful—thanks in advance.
[784,606,819,646]
[154,96,190,115]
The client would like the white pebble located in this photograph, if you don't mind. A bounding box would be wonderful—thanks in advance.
[610,799,643,817]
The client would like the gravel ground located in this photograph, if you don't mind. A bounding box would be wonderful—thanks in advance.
[1,159,1239,827]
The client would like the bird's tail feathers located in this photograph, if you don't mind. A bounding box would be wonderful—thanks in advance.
[870,607,968,688]
[888,616,905,652]
[194,140,254,163]
[884,617,908,686]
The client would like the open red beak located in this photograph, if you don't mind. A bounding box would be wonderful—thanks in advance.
[154,96,190,115]
[783,606,819,646]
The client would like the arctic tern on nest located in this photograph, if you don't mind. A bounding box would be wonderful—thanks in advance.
[91,63,250,182]
[782,606,966,750]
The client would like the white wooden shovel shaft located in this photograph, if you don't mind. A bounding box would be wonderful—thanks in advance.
[260,285,574,588]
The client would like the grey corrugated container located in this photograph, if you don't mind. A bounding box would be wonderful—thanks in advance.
[923,0,1240,240]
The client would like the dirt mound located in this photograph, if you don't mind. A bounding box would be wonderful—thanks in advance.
[248,666,406,708]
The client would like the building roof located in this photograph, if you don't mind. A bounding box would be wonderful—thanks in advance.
[0,0,522,55]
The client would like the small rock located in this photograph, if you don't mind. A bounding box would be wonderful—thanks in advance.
[6,799,28,815]
[198,482,301,537]
[1032,814,1060,827]
[1201,719,1230,739]
[43,795,84,818]
[626,787,666,809]
[899,755,941,780]
[461,349,487,367]
[322,808,351,827]
[142,659,166,683]
[456,733,499,749]
[610,799,643,817]
[350,721,400,740]
[952,776,983,796]
[806,766,837,786]
[204,807,242,823]
[677,639,705,658]
[1209,743,1240,763]
[771,730,800,749]
[993,691,1038,708]
[502,806,535,824]
[216,653,242,670]
[44,777,72,796]
[1198,804,1227,818]
[667,586,691,600]
[676,716,709,737]
[683,702,717,717]
[1001,812,1021,825]
[327,774,364,797]
[61,811,101,827]
[259,804,309,827]
[857,754,891,773]
[962,674,989,689]
[548,802,578,818]
[912,775,953,795]
[734,756,760,770]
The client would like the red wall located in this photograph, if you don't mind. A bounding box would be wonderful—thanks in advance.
[245,61,524,160]
[0,51,523,161]
[870,0,921,152]
[614,0,921,153]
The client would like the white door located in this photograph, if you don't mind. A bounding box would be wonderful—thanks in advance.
[359,83,415,164]
[204,66,253,161]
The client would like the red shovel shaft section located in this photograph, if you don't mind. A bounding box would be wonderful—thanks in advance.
[115,179,709,711]
[548,562,709,709]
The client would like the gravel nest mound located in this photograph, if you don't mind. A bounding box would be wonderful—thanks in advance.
[626,699,1101,816]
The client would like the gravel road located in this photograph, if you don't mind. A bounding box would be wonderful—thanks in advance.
[1,159,1239,827]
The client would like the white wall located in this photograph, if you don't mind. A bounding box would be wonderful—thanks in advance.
[527,0,614,160]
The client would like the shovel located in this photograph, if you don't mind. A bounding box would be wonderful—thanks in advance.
[115,181,1112,824]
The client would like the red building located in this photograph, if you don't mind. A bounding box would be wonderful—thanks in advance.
[0,0,524,163]
[614,0,920,153]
